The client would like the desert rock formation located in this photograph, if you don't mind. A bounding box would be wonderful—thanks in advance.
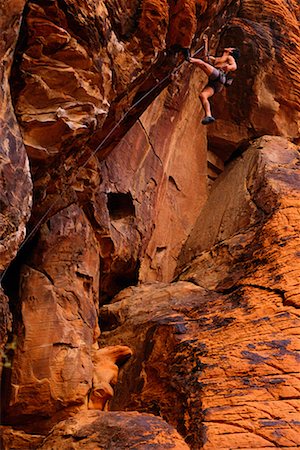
[100,136,300,449]
[0,0,299,448]
[0,0,32,368]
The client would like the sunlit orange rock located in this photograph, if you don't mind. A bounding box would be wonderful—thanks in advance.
[89,345,132,410]
[3,205,131,433]
[100,136,300,449]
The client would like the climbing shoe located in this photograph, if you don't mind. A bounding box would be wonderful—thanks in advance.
[201,116,215,125]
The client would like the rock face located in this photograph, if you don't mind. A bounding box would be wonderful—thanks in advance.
[0,410,189,450]
[0,0,32,273]
[37,410,190,449]
[3,204,132,432]
[98,67,208,291]
[1,0,300,448]
[100,136,300,449]
[11,0,198,163]
[0,0,32,372]
[0,427,44,450]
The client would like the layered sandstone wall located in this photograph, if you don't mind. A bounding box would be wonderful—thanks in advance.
[0,0,32,374]
[99,67,208,288]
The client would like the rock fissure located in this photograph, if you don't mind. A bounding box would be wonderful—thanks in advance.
[217,283,286,299]
[28,266,55,286]
[203,418,281,445]
[137,118,163,166]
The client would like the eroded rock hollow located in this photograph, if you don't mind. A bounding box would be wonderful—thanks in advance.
[0,0,299,448]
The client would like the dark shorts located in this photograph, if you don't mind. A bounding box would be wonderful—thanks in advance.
[207,68,225,93]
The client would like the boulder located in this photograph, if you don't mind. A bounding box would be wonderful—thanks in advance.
[38,410,190,449]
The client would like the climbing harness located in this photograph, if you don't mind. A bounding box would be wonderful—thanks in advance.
[0,44,205,287]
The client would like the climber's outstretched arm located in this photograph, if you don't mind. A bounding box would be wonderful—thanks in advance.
[205,55,215,63]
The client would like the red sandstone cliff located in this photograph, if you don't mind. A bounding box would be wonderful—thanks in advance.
[0,0,299,449]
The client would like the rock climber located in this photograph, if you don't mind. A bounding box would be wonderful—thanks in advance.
[188,36,240,125]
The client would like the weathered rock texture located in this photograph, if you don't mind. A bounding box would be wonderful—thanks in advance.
[11,0,198,163]
[100,137,300,449]
[37,410,190,449]
[0,0,32,271]
[0,410,189,450]
[1,0,300,448]
[0,0,32,374]
[3,204,132,432]
[98,68,208,291]
[0,426,44,450]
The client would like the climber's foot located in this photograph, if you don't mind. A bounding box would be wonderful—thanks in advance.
[201,116,215,125]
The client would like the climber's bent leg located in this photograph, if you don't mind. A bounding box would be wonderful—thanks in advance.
[199,86,215,124]
[189,58,216,77]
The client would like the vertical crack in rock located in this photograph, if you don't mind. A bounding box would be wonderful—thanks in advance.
[137,118,163,166]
